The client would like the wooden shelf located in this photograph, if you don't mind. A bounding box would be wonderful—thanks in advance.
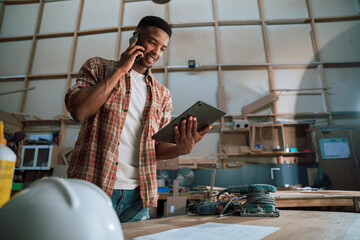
[220,123,315,167]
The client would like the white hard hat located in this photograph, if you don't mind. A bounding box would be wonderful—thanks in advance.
[0,177,124,240]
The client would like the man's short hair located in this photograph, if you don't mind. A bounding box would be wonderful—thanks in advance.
[137,16,172,38]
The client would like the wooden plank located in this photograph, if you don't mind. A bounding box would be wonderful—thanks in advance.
[306,0,333,125]
[36,31,74,39]
[167,65,218,72]
[28,73,68,80]
[273,87,330,91]
[3,1,40,5]
[171,21,216,28]
[163,3,169,88]
[59,120,66,155]
[355,198,360,212]
[0,76,26,82]
[300,190,360,195]
[314,14,360,23]
[265,18,311,25]
[218,19,262,26]
[258,0,278,123]
[0,87,35,96]
[120,25,136,31]
[242,92,279,114]
[115,0,125,61]
[275,198,354,207]
[0,35,33,42]
[212,0,227,112]
[243,112,329,118]
[77,27,118,36]
[62,0,84,117]
[323,62,360,68]
[20,0,44,113]
[317,64,333,124]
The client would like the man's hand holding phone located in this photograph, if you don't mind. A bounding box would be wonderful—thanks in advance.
[119,33,144,74]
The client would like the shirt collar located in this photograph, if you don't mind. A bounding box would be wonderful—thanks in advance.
[123,64,155,86]
[145,68,155,86]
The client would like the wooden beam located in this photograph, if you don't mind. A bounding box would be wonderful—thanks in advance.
[171,21,216,28]
[28,73,68,80]
[247,112,329,117]
[314,14,360,23]
[164,2,169,88]
[0,76,26,82]
[218,19,262,26]
[120,25,136,31]
[115,0,125,61]
[0,35,33,42]
[265,18,311,25]
[242,92,279,115]
[60,0,84,150]
[212,0,226,113]
[36,31,74,39]
[0,2,6,35]
[77,27,118,36]
[273,87,331,91]
[306,0,333,125]
[3,1,40,5]
[0,87,35,96]
[323,62,360,68]
[258,0,278,123]
[20,0,44,113]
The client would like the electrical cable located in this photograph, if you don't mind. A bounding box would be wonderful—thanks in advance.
[220,196,242,216]
[218,191,276,217]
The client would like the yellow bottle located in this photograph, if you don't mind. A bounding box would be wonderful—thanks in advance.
[0,121,17,208]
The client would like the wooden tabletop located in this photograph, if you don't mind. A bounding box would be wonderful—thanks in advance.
[121,210,360,240]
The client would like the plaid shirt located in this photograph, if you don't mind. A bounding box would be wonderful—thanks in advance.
[65,57,172,208]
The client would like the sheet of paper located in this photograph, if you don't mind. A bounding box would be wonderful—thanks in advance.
[323,141,350,159]
[135,222,280,240]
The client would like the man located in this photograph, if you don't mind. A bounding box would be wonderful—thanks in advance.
[65,16,211,222]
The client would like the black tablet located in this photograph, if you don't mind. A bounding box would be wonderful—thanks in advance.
[152,101,226,143]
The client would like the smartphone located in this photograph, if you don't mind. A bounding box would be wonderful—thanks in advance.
[129,33,142,61]
[129,32,140,46]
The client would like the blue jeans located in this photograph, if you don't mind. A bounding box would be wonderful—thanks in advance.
[111,187,150,222]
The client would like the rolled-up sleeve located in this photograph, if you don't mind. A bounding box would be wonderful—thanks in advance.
[65,57,101,112]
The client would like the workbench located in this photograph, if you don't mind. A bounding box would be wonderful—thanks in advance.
[121,210,360,239]
[158,190,360,212]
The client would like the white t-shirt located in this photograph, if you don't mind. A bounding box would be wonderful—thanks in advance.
[115,70,147,190]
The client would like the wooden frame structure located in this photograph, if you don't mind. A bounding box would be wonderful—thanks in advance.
[0,0,359,152]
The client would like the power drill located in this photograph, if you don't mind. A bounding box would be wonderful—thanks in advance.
[187,184,280,217]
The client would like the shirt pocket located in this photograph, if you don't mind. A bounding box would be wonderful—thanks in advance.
[151,102,165,133]
[102,87,123,112]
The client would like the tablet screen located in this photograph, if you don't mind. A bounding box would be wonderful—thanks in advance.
[152,101,226,143]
